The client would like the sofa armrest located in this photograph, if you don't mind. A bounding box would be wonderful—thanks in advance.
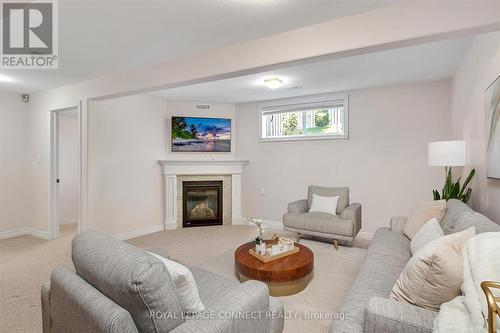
[365,297,436,333]
[287,199,308,214]
[171,280,272,333]
[390,216,408,234]
[41,282,50,333]
[341,203,362,235]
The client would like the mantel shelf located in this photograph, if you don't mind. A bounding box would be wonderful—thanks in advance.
[158,160,249,175]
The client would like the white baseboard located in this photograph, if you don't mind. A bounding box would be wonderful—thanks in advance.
[0,228,50,240]
[115,224,164,240]
[59,217,79,225]
[164,220,177,230]
[356,231,374,240]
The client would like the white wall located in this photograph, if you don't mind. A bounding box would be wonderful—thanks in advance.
[88,94,235,236]
[236,81,451,234]
[57,111,79,224]
[451,31,500,223]
[0,92,31,234]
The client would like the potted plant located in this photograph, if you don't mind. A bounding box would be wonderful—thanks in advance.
[433,168,475,203]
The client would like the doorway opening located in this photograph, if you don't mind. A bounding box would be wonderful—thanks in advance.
[49,104,81,239]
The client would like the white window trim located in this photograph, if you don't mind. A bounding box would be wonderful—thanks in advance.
[258,92,349,142]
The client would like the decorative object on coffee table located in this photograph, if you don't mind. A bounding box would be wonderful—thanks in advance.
[235,241,314,296]
[249,236,298,263]
[249,217,266,254]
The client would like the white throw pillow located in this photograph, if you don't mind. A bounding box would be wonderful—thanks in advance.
[309,194,339,215]
[390,227,476,311]
[410,218,444,255]
[147,251,205,313]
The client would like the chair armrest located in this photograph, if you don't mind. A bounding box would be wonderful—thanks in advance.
[390,216,408,234]
[147,247,170,259]
[50,267,138,333]
[171,280,271,333]
[365,297,436,333]
[287,199,308,214]
[41,282,50,333]
[341,203,362,235]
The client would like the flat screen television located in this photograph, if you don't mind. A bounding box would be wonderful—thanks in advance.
[171,116,231,152]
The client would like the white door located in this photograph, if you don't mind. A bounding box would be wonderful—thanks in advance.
[55,108,80,237]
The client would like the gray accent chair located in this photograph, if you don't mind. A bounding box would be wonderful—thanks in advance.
[41,231,284,333]
[330,199,500,333]
[283,185,361,249]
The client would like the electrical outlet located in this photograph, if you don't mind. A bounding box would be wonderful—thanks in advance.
[260,188,265,196]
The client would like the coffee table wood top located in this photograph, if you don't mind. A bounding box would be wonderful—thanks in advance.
[234,241,314,283]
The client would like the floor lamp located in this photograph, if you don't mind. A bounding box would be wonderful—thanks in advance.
[428,140,466,178]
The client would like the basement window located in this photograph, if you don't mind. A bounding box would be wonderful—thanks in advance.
[259,93,348,142]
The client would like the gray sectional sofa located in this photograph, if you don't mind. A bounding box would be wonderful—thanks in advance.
[41,231,284,333]
[330,199,500,333]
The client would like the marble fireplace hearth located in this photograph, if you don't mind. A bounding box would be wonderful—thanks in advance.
[158,160,249,230]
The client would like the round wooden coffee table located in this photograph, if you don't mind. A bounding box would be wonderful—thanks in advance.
[234,241,314,296]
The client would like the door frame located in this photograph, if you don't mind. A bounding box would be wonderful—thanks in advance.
[48,102,82,240]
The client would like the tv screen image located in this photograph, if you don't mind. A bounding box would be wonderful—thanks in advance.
[171,116,231,152]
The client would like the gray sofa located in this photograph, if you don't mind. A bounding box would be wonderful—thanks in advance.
[41,231,284,333]
[284,185,361,248]
[329,199,500,333]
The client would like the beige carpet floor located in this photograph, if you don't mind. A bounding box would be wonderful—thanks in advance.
[0,224,367,333]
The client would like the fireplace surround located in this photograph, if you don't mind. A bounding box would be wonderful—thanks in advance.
[182,180,223,227]
[158,160,249,229]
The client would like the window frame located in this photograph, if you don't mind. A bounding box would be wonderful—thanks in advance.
[258,92,349,142]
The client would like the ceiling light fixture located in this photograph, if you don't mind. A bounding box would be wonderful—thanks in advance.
[263,77,284,89]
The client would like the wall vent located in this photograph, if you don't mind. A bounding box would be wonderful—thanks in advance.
[196,104,210,110]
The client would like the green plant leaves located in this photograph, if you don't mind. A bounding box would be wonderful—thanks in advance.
[432,168,475,204]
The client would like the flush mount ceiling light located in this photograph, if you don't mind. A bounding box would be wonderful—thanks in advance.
[263,77,284,89]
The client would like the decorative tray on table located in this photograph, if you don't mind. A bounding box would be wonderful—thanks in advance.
[249,236,299,263]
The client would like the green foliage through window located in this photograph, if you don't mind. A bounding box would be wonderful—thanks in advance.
[315,109,330,127]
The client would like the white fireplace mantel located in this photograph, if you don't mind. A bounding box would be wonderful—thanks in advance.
[158,160,249,229]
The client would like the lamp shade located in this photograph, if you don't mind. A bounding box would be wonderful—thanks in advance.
[428,140,466,166]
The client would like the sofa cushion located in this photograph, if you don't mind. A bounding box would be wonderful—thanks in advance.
[190,266,239,306]
[283,212,355,237]
[330,228,411,332]
[390,227,475,311]
[441,199,500,235]
[72,231,184,333]
[410,218,443,255]
[308,185,349,214]
[403,200,446,239]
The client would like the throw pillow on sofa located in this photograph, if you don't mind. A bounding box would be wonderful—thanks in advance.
[309,194,339,215]
[390,227,475,311]
[148,252,205,313]
[410,218,444,255]
[403,200,446,239]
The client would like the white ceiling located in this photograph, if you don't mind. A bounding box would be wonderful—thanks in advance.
[0,0,401,93]
[151,37,473,104]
